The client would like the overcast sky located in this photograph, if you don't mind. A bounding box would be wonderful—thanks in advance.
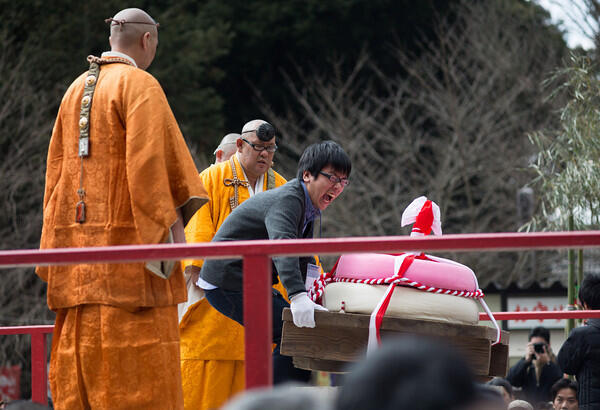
[537,0,597,49]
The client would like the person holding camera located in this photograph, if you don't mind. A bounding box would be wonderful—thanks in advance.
[507,326,563,406]
[557,273,600,410]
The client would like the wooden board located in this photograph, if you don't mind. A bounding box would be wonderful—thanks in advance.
[489,340,510,377]
[281,308,509,378]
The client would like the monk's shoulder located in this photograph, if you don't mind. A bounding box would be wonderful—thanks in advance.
[127,65,159,84]
[273,169,287,186]
[99,64,162,93]
[200,161,232,187]
[120,65,161,89]
[60,72,88,102]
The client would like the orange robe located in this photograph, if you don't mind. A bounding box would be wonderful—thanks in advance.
[37,57,208,410]
[180,155,286,410]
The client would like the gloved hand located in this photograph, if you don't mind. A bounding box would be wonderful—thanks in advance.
[290,292,328,328]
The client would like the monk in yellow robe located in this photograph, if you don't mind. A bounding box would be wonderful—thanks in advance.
[36,8,208,410]
[179,120,291,410]
[213,133,241,164]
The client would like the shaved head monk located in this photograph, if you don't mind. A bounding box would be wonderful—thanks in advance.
[214,133,241,164]
[37,8,208,410]
[107,8,159,70]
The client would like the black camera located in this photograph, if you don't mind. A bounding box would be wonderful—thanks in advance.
[533,342,546,354]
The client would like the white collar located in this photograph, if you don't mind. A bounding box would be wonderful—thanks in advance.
[236,152,264,196]
[101,51,138,67]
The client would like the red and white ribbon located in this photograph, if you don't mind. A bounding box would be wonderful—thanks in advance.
[401,196,442,237]
[310,196,501,350]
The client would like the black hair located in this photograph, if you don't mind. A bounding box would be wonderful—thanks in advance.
[255,122,275,142]
[296,140,351,181]
[472,384,506,407]
[579,273,600,310]
[242,122,275,142]
[487,377,513,397]
[335,336,475,410]
[551,378,578,401]
[528,326,550,343]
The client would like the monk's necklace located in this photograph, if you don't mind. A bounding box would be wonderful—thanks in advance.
[223,157,249,210]
[75,55,135,223]
[223,157,278,210]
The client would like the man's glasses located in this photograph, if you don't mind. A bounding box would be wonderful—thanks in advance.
[241,138,278,153]
[319,171,350,187]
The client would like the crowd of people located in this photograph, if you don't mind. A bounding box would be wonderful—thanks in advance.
[20,6,599,410]
[221,337,586,410]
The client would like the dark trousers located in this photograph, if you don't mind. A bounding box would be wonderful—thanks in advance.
[204,287,311,384]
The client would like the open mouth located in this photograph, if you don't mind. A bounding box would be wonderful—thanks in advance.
[321,193,335,207]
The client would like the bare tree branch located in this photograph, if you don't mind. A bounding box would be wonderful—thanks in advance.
[0,33,56,398]
[260,1,567,288]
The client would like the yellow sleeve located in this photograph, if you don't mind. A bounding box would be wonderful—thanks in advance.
[182,167,222,269]
[314,255,324,273]
[182,205,216,269]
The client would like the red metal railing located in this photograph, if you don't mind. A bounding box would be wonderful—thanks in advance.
[0,325,53,404]
[1,231,600,404]
[479,310,600,321]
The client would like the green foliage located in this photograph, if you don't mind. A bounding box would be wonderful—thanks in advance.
[213,0,453,134]
[151,2,234,147]
[529,54,600,230]
[0,0,461,151]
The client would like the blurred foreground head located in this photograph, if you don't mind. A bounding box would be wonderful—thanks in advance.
[221,383,335,410]
[4,400,51,410]
[336,336,486,410]
[487,377,514,404]
[507,399,534,410]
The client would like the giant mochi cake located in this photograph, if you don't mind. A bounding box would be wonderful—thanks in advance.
[307,196,499,350]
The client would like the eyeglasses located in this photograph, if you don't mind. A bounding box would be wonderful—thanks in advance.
[319,171,350,187]
[241,138,278,153]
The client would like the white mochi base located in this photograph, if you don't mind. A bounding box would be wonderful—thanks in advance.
[322,282,479,325]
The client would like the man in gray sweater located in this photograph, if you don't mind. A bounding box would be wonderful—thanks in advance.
[199,140,351,383]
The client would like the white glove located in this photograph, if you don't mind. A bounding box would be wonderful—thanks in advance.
[290,292,328,328]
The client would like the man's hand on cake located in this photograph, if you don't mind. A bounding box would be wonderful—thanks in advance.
[290,292,328,328]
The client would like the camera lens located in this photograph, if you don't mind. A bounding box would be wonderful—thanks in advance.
[533,342,545,353]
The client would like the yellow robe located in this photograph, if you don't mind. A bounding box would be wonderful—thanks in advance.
[180,155,286,410]
[37,58,208,410]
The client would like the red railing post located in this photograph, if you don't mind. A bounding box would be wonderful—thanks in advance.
[0,326,52,403]
[30,332,47,404]
[243,254,273,388]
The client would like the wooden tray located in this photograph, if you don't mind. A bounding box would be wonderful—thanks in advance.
[280,308,509,379]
